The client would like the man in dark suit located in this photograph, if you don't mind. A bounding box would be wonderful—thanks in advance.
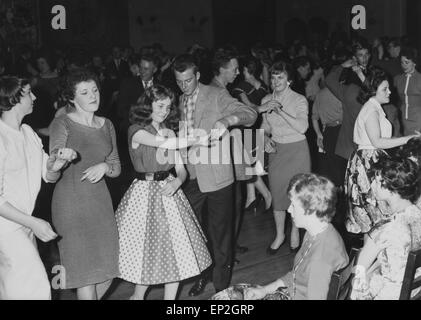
[106,46,131,92]
[326,39,370,180]
[173,54,257,296]
[116,54,159,136]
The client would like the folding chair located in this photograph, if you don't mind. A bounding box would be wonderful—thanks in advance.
[327,247,360,300]
[399,249,421,300]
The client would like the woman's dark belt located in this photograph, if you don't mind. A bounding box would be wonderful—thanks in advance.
[324,120,342,127]
[134,168,175,181]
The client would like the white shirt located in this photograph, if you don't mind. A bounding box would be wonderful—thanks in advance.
[142,79,153,89]
[0,120,50,234]
[354,98,392,150]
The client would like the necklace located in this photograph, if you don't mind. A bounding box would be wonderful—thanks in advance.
[291,224,329,299]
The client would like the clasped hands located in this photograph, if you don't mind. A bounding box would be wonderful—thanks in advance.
[261,100,283,115]
[46,147,77,173]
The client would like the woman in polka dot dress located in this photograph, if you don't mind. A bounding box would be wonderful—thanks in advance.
[116,85,212,300]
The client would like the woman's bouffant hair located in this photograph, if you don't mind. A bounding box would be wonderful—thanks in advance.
[287,173,337,222]
[129,84,179,131]
[357,67,389,104]
[0,76,30,116]
[400,46,418,64]
[60,68,99,108]
[242,56,263,79]
[269,60,295,82]
[392,137,421,165]
[372,154,421,203]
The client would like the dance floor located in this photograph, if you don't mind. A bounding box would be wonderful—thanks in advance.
[54,201,295,300]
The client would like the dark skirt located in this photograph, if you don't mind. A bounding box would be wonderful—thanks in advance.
[268,140,311,211]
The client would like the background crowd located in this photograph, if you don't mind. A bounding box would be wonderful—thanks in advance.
[1,27,421,300]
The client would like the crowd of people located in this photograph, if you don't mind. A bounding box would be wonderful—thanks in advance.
[1,31,421,300]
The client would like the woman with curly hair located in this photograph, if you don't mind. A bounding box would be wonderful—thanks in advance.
[351,155,421,299]
[211,173,348,300]
[49,69,121,300]
[345,67,420,235]
[115,84,212,300]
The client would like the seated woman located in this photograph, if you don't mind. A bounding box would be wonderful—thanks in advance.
[390,137,421,208]
[351,155,421,300]
[211,173,349,300]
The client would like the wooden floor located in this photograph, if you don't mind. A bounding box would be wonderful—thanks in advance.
[54,201,296,300]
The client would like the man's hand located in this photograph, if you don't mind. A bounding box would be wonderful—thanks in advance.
[341,59,357,69]
[160,178,182,197]
[210,120,229,141]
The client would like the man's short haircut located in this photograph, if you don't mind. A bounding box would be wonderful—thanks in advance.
[140,53,160,68]
[172,54,199,74]
[351,37,370,56]
[212,49,238,76]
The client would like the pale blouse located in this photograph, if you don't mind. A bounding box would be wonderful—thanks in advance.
[351,205,421,300]
[0,120,50,234]
[354,97,392,150]
[261,87,309,144]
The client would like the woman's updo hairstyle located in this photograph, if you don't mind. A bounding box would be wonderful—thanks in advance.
[372,153,421,203]
[357,67,389,104]
[60,68,99,109]
[0,76,30,116]
[269,60,295,83]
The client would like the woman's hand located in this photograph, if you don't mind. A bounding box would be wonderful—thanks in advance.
[264,136,276,153]
[243,285,267,300]
[260,100,282,113]
[160,177,182,197]
[316,134,324,150]
[81,163,109,183]
[405,130,421,143]
[29,217,58,242]
[47,148,78,172]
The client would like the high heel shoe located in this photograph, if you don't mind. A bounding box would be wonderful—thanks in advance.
[244,199,258,212]
[266,238,286,255]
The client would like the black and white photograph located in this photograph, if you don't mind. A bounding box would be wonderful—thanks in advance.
[1,0,421,305]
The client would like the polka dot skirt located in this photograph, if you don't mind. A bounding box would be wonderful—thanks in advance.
[115,176,212,285]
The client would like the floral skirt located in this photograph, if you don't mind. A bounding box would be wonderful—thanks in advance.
[345,149,392,234]
[210,283,290,300]
[116,175,212,285]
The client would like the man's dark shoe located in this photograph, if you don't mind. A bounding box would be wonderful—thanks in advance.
[188,278,209,297]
